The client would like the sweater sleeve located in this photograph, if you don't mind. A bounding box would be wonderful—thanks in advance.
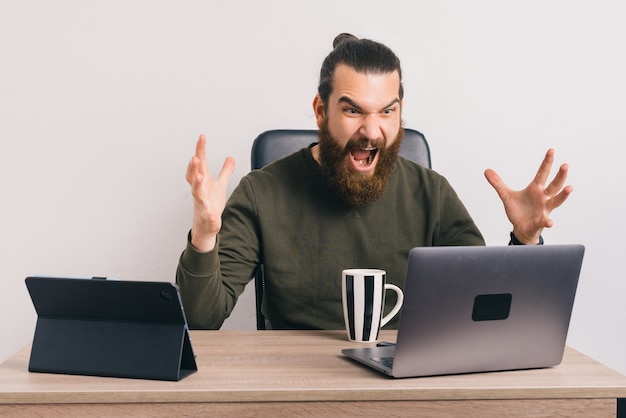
[176,176,261,329]
[176,234,228,329]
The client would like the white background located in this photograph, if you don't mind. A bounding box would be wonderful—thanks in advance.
[1,1,625,375]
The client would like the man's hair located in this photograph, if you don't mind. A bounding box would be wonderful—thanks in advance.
[317,33,403,108]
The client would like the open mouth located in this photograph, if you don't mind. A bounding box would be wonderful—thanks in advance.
[350,147,378,167]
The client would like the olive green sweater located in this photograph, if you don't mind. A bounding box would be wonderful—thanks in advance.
[176,145,484,330]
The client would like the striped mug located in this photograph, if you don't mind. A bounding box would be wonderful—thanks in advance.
[342,269,404,343]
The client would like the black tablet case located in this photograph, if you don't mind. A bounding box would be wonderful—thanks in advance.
[25,277,197,381]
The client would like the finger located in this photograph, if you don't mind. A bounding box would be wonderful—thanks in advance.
[185,158,195,184]
[484,168,511,201]
[549,184,573,210]
[186,156,203,185]
[186,135,209,185]
[545,163,569,197]
[216,156,236,185]
[195,134,207,161]
[532,148,555,186]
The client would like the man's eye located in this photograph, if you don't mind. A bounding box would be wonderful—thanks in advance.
[383,108,396,115]
[344,108,359,115]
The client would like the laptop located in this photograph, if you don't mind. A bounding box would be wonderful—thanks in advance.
[342,244,585,378]
[25,276,197,381]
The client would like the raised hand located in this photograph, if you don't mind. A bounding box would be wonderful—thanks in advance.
[484,149,572,244]
[186,135,235,252]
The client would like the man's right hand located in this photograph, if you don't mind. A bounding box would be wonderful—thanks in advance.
[185,135,235,252]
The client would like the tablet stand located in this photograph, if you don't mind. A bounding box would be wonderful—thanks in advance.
[26,277,197,381]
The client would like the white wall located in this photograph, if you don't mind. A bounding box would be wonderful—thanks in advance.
[1,1,625,375]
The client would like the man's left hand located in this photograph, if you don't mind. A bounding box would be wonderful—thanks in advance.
[484,148,573,244]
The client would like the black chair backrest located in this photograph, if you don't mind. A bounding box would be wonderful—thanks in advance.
[251,128,431,170]
[249,128,431,329]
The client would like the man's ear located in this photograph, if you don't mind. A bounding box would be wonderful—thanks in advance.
[312,95,325,128]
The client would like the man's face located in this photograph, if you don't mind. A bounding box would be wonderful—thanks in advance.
[313,64,404,206]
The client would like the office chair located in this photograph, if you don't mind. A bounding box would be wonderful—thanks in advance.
[251,129,431,170]
[250,129,431,329]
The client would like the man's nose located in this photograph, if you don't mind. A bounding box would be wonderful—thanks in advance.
[358,114,383,142]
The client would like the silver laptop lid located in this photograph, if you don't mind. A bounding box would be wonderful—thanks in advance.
[390,244,585,378]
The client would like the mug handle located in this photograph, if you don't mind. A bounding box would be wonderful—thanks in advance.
[380,283,404,327]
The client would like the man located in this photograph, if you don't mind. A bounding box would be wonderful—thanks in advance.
[176,33,571,330]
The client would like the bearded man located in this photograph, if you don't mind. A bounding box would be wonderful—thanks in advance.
[176,33,571,330]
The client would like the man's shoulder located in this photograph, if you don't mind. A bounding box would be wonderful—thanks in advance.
[395,156,442,180]
[243,147,317,188]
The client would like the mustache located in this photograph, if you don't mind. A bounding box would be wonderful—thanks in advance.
[345,136,385,152]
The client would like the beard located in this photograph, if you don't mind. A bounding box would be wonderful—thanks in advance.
[317,122,404,207]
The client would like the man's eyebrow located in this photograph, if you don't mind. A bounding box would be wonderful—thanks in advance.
[337,96,363,110]
[337,96,401,112]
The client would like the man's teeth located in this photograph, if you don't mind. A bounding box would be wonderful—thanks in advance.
[354,148,376,165]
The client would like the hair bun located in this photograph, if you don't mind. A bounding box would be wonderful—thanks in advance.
[333,33,359,48]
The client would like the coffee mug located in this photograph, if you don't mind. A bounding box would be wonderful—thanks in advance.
[342,269,404,343]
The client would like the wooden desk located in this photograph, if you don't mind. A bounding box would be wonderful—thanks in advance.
[1,330,625,417]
